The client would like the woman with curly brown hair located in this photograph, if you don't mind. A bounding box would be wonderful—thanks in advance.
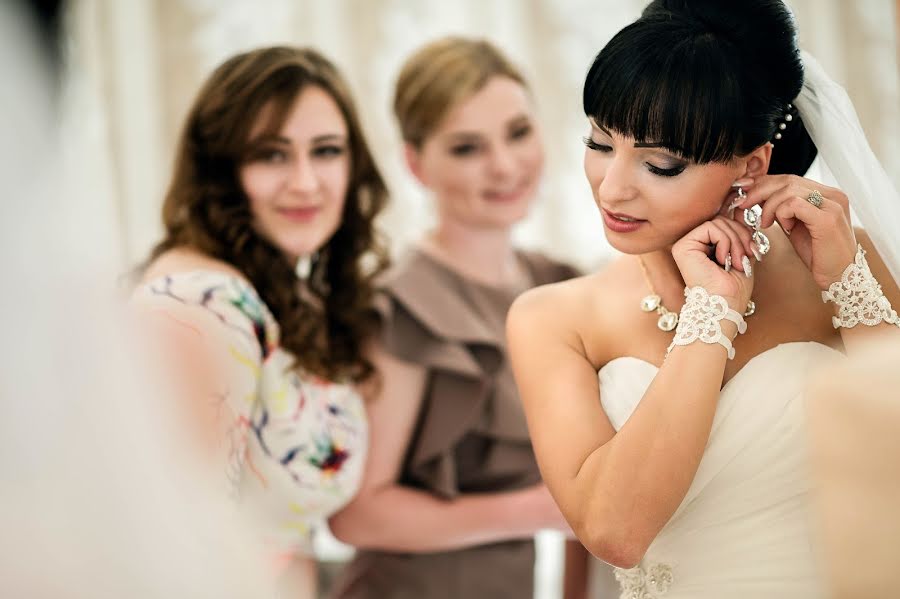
[131,46,388,596]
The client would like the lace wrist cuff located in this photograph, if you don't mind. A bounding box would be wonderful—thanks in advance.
[666,287,748,360]
[822,244,900,329]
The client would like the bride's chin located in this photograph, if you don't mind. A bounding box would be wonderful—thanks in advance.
[604,234,667,256]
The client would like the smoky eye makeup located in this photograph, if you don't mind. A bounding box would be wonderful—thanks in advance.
[583,119,690,174]
[643,149,688,177]
[646,162,687,177]
[582,130,688,176]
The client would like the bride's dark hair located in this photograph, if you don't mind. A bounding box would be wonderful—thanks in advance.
[583,0,817,175]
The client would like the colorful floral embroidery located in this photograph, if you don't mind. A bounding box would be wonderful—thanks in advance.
[308,434,350,474]
[134,270,367,555]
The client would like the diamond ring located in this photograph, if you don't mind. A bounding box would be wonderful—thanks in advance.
[807,189,824,208]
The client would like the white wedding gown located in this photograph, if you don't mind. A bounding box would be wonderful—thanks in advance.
[595,342,835,598]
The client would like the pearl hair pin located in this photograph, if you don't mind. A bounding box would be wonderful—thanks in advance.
[773,103,795,141]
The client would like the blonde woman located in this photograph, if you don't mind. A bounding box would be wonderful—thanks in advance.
[328,37,578,598]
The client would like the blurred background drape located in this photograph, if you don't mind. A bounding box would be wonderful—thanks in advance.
[61,0,900,276]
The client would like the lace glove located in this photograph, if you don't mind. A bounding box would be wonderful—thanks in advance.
[666,287,748,360]
[822,244,900,329]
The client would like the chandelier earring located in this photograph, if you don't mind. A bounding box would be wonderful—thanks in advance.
[743,203,770,260]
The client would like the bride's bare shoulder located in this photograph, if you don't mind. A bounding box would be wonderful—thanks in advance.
[516,255,632,308]
[508,257,635,355]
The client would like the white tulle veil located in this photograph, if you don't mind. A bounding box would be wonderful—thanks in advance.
[795,50,900,285]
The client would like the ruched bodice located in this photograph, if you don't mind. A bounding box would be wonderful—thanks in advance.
[598,342,835,598]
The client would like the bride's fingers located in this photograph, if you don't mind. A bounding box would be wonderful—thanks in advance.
[717,216,755,261]
[772,195,847,238]
[731,185,798,233]
[754,184,811,230]
[711,218,747,271]
[738,175,837,209]
[679,219,731,259]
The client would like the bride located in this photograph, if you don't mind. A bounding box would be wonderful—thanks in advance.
[507,0,900,597]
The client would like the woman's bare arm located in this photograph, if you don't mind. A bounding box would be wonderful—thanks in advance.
[328,342,566,552]
[507,280,737,568]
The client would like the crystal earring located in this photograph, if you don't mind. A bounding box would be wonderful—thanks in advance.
[728,185,747,219]
[743,204,770,256]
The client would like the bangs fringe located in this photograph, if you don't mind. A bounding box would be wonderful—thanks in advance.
[584,18,746,164]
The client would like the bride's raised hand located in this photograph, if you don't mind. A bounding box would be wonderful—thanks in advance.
[671,215,756,313]
[736,175,857,290]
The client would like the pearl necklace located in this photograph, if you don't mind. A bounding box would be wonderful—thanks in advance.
[638,256,756,332]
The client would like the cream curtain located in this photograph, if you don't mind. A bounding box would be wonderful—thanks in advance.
[62,0,899,274]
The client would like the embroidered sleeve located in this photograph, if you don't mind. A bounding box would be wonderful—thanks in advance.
[132,271,274,497]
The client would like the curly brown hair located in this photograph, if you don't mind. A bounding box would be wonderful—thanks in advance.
[148,46,389,383]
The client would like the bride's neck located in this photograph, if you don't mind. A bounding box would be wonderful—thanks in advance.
[639,248,685,288]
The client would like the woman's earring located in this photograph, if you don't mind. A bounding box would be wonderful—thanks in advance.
[728,185,747,218]
[743,204,770,257]
[295,253,315,280]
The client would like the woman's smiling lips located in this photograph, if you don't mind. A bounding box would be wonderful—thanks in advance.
[601,207,647,233]
[278,205,321,222]
[483,179,532,202]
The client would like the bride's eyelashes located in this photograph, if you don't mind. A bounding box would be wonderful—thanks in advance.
[582,136,610,152]
[647,163,686,177]
[582,136,687,178]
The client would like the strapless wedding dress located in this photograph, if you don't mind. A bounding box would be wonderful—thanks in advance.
[596,342,835,598]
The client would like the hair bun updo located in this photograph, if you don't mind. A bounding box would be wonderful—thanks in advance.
[584,0,817,175]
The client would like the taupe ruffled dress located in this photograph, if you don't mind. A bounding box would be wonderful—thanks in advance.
[329,248,578,599]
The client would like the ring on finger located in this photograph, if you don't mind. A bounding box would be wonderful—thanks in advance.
[807,189,824,208]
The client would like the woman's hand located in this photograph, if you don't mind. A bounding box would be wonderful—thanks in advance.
[671,214,756,312]
[736,175,857,290]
